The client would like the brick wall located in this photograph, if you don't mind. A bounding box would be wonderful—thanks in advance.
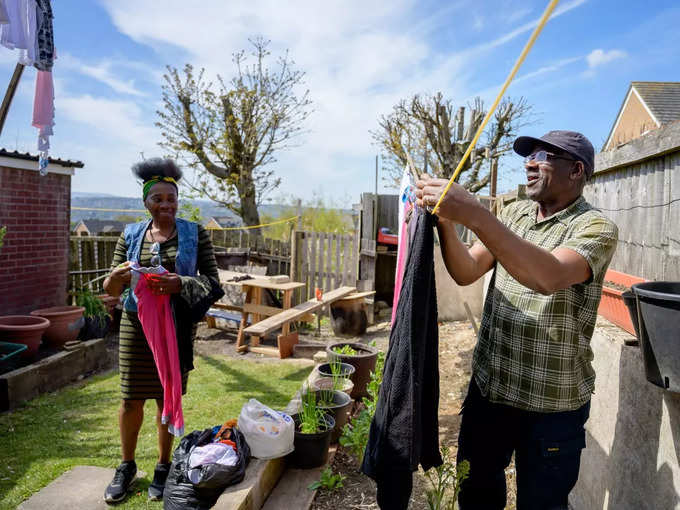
[0,165,71,315]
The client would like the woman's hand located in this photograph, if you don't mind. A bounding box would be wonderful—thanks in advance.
[109,261,132,286]
[415,174,483,228]
[146,273,182,295]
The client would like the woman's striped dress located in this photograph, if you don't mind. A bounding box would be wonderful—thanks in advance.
[110,224,218,400]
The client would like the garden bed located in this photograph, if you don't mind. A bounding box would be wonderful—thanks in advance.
[0,338,111,411]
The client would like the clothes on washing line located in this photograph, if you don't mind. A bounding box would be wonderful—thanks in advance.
[33,0,53,71]
[0,1,9,24]
[362,209,443,509]
[0,0,53,68]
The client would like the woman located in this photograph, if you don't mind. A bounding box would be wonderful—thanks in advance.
[103,158,221,503]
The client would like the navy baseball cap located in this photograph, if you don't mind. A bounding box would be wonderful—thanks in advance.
[513,130,595,178]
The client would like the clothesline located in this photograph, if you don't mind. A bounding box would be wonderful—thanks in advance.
[0,0,55,174]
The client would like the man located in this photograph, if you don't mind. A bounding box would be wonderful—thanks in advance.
[415,131,618,510]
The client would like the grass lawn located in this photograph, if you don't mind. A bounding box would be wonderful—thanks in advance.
[0,354,311,509]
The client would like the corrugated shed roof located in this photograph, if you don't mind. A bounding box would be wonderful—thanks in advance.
[75,219,126,234]
[0,148,84,168]
[632,82,680,125]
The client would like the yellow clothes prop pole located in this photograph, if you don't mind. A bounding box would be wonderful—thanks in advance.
[432,0,560,215]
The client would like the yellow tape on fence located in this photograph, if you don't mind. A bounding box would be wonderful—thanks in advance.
[432,0,560,215]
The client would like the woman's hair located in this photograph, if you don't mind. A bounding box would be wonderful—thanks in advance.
[131,158,183,183]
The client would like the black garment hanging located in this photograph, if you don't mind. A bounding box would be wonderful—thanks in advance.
[361,209,443,509]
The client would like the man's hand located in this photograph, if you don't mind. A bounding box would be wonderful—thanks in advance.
[146,273,182,295]
[415,175,483,227]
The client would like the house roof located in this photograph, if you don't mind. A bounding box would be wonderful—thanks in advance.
[74,219,126,234]
[0,148,84,168]
[632,81,680,125]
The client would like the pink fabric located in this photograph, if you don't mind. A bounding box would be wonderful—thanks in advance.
[135,272,184,437]
[32,69,54,151]
[391,202,411,325]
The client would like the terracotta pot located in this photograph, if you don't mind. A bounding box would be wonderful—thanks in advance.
[598,269,646,336]
[97,294,119,316]
[0,315,51,358]
[30,306,85,348]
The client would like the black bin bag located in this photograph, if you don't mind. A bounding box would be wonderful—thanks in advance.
[164,426,251,510]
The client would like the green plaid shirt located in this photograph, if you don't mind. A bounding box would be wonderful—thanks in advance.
[473,196,618,412]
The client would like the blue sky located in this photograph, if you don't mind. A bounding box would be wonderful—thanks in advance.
[1,0,679,204]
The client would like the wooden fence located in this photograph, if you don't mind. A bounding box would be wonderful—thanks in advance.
[68,236,119,295]
[584,122,680,281]
[208,230,292,277]
[292,231,359,301]
[67,229,359,303]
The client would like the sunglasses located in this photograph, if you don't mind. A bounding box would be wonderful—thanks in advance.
[525,150,576,165]
[150,242,162,268]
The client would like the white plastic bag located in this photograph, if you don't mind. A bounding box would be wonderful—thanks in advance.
[238,399,294,459]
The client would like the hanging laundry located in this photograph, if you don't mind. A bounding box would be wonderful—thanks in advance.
[391,166,414,325]
[362,209,443,510]
[32,68,53,175]
[0,1,10,25]
[33,0,53,71]
[16,0,36,66]
[133,264,185,437]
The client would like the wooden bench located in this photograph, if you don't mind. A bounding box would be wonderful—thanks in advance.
[241,286,356,358]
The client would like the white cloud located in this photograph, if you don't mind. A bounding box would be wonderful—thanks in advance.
[59,53,147,96]
[89,0,590,198]
[586,49,627,69]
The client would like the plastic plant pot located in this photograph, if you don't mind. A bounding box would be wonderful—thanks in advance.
[313,389,353,443]
[0,315,51,358]
[30,306,85,348]
[326,342,378,399]
[288,413,335,469]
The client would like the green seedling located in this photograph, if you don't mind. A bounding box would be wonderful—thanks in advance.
[308,467,346,491]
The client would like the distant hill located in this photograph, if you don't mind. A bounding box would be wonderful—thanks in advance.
[70,194,298,225]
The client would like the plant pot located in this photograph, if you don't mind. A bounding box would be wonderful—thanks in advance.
[96,294,119,316]
[0,315,51,358]
[330,297,368,336]
[598,269,646,336]
[327,342,378,399]
[632,282,680,393]
[78,315,111,341]
[317,362,356,379]
[30,306,85,348]
[288,413,335,469]
[313,376,354,396]
[314,389,353,443]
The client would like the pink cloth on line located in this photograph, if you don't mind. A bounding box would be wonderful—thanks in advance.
[391,202,410,325]
[32,69,54,152]
[135,272,184,437]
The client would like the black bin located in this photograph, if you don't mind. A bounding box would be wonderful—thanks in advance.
[631,282,680,392]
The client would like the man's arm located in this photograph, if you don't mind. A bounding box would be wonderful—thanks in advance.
[417,178,591,295]
[468,208,591,295]
[437,218,495,285]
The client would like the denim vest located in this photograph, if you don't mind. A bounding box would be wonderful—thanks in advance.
[123,218,198,312]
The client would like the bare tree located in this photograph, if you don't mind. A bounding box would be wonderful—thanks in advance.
[156,37,312,228]
[373,93,532,192]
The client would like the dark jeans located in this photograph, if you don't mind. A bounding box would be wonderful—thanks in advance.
[457,378,590,510]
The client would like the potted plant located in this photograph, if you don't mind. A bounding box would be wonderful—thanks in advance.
[598,269,646,336]
[0,315,51,358]
[30,305,85,349]
[315,388,353,444]
[327,341,379,399]
[315,359,355,395]
[288,387,335,469]
[75,288,112,341]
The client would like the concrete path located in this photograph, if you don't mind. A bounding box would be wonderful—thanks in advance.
[18,466,145,510]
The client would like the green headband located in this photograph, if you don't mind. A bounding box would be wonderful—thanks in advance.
[143,176,177,200]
